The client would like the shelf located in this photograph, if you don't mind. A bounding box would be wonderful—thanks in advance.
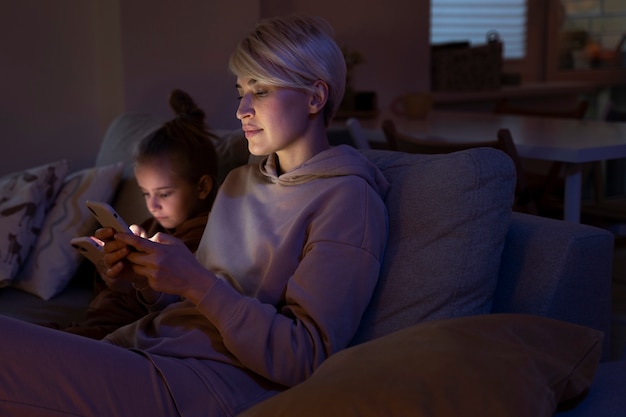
[334,110,379,120]
[432,81,599,105]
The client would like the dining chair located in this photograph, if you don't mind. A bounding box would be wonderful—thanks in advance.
[604,104,626,198]
[580,104,626,232]
[381,119,538,215]
[492,97,591,214]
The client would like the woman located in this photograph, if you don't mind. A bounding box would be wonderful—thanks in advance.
[0,14,389,417]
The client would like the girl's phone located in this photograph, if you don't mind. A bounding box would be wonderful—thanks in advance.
[85,201,132,233]
[70,236,104,265]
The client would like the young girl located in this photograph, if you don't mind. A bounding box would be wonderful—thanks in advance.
[63,88,218,339]
[0,14,389,417]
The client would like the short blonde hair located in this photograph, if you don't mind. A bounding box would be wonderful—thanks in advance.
[229,14,346,125]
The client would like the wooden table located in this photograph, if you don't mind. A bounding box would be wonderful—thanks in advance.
[358,110,626,223]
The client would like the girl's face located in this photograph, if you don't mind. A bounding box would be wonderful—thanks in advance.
[134,156,205,230]
[235,77,315,160]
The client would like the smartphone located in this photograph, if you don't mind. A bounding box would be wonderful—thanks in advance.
[70,236,104,265]
[85,201,132,233]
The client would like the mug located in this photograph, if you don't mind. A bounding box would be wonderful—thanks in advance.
[391,93,432,119]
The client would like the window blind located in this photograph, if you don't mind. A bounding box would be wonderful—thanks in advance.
[430,0,527,59]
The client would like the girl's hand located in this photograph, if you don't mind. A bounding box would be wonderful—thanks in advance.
[89,239,133,292]
[94,226,143,283]
[130,224,148,238]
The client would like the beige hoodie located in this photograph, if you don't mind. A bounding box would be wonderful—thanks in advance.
[105,145,389,416]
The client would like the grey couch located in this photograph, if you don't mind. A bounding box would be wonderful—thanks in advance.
[0,113,623,416]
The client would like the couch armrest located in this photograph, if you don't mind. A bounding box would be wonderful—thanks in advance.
[492,212,614,359]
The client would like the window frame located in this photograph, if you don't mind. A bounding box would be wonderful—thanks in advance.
[429,0,527,60]
[542,0,626,84]
[430,0,626,84]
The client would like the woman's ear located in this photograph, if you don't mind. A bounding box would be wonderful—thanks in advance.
[309,80,329,115]
[197,175,213,200]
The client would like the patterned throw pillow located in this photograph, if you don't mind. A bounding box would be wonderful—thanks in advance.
[13,162,124,300]
[0,160,69,286]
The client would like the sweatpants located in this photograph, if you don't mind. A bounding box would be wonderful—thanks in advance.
[0,316,180,417]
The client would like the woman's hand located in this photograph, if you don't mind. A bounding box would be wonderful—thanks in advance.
[112,231,216,303]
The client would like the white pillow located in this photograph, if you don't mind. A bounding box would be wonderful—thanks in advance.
[13,162,124,299]
[0,160,69,286]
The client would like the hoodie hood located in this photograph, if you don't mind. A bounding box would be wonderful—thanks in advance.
[258,145,390,199]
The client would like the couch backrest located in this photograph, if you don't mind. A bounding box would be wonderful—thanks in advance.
[351,148,516,345]
[494,211,614,359]
[95,113,163,224]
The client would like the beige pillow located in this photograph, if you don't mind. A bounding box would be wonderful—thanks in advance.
[239,314,603,417]
[13,163,124,299]
[0,160,69,286]
[353,149,515,344]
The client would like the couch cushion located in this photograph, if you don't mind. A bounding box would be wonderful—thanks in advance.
[12,162,124,300]
[212,129,252,184]
[0,160,69,286]
[239,314,603,417]
[352,148,515,344]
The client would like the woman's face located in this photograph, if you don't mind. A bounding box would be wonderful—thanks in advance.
[235,77,313,158]
[134,156,202,230]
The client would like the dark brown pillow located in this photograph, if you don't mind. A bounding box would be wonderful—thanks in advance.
[239,314,603,417]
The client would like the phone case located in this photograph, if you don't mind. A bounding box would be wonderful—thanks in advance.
[85,200,131,233]
[70,236,104,265]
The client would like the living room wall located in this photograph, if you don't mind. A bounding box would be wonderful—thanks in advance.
[0,0,428,177]
[1,1,105,177]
